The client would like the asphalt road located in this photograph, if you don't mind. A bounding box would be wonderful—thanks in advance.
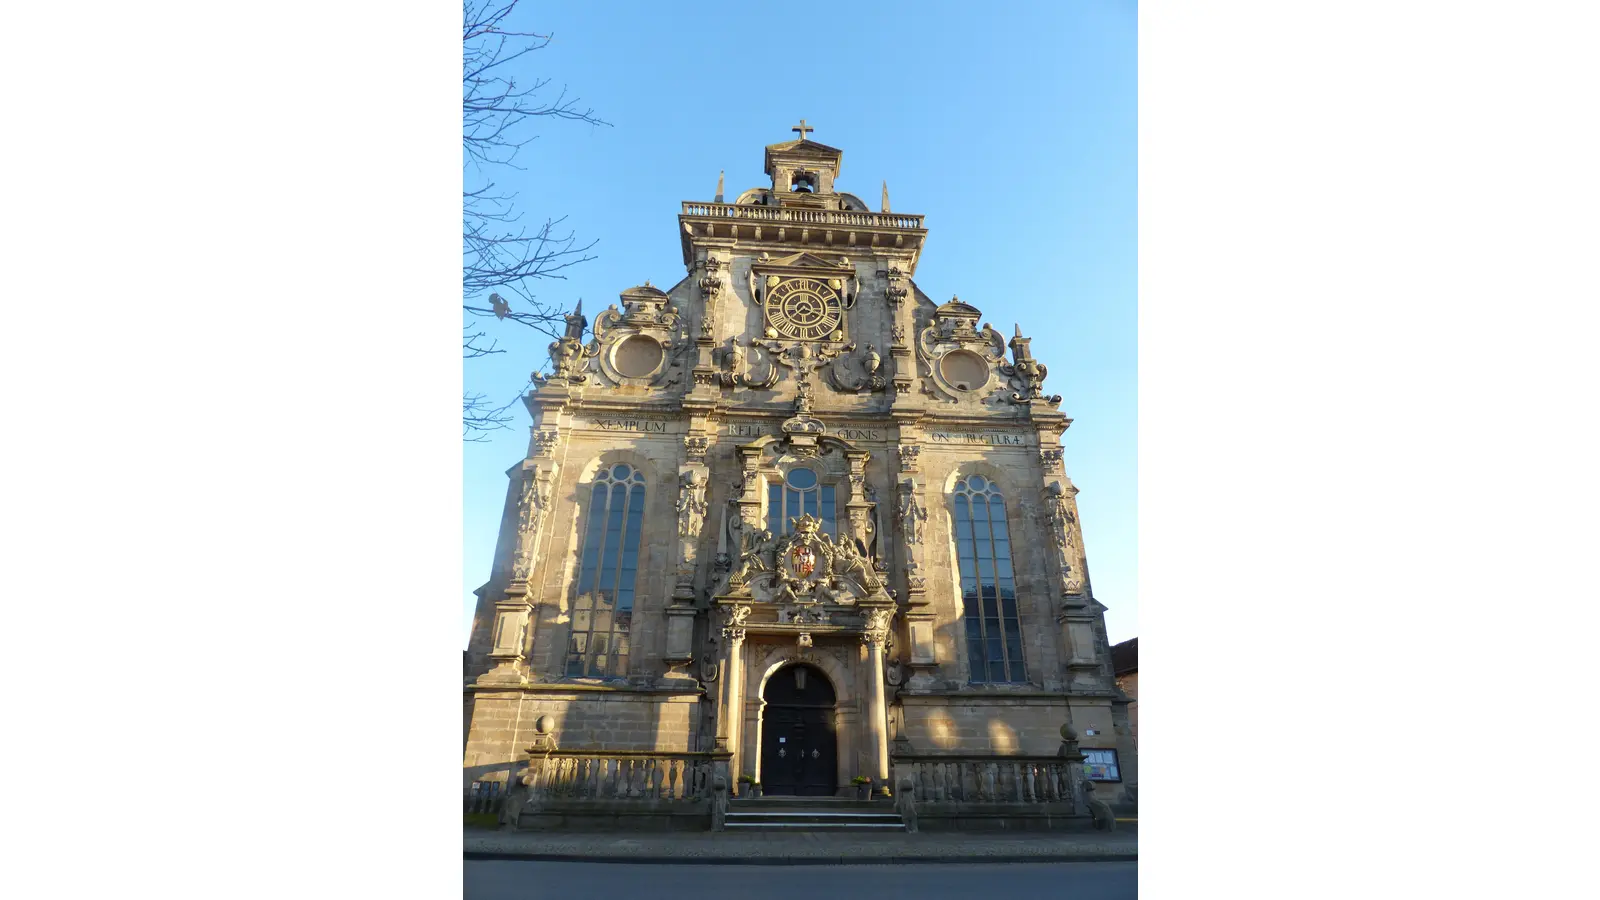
[465,859,1138,899]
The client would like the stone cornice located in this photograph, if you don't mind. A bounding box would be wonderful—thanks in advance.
[467,682,706,697]
[679,202,927,273]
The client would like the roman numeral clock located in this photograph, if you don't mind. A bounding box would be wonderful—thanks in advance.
[765,277,845,342]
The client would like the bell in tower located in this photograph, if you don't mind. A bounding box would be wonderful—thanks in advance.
[765,119,843,207]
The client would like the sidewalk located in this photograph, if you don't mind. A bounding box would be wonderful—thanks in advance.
[465,825,1137,865]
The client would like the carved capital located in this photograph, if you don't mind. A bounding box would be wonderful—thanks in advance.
[718,603,752,644]
[1040,447,1064,472]
[860,608,893,646]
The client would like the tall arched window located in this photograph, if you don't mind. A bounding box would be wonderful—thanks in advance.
[566,463,646,676]
[767,466,836,536]
[952,474,1026,684]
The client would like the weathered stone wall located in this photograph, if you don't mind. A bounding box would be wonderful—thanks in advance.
[462,689,702,769]
[1115,671,1138,747]
[899,695,1118,757]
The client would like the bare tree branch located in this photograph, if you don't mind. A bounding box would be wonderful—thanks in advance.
[463,0,611,438]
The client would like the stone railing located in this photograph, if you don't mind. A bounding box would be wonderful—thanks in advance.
[503,748,733,832]
[680,202,924,231]
[894,754,1085,806]
[528,750,720,802]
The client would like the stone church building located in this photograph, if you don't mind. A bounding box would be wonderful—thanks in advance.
[464,124,1135,804]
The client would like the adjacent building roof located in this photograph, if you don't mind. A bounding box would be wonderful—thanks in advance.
[1111,637,1138,675]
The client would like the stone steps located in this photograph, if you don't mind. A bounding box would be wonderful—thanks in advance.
[725,798,906,832]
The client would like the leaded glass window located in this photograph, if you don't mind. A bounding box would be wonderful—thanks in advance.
[952,474,1026,683]
[766,466,836,536]
[566,463,646,676]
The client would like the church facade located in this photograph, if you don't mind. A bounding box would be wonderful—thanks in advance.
[464,125,1135,803]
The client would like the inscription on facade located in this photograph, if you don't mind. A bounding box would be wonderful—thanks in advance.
[835,428,883,441]
[595,419,670,433]
[725,422,781,438]
[723,422,884,441]
[928,431,1027,446]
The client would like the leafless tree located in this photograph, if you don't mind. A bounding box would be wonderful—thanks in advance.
[463,0,610,438]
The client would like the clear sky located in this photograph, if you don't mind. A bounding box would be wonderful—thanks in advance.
[463,0,1137,645]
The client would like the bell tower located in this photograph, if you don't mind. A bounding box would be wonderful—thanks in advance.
[764,119,845,207]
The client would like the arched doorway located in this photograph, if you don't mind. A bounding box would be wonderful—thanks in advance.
[759,663,838,797]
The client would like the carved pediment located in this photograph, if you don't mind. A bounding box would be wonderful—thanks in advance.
[753,251,854,273]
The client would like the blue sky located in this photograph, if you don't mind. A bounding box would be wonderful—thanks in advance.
[463,0,1137,644]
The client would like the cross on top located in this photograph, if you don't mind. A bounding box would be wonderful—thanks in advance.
[791,119,813,141]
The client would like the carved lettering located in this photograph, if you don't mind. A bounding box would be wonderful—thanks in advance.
[595,419,669,433]
[927,431,1027,446]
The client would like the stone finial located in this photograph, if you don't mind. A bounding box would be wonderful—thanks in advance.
[1060,722,1078,741]
[534,715,554,735]
[881,180,890,213]
[715,169,725,203]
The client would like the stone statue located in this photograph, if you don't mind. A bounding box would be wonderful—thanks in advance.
[833,535,882,593]
[897,482,927,545]
[815,576,855,606]
[676,470,706,538]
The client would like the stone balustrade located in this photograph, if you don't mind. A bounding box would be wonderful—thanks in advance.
[530,750,719,802]
[894,754,1083,805]
[505,748,733,832]
[890,752,1091,832]
[680,202,925,231]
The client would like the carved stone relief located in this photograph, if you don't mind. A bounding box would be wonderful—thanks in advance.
[583,284,690,387]
[915,297,1008,403]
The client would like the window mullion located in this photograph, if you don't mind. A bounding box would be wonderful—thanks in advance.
[582,482,611,675]
[984,492,1004,675]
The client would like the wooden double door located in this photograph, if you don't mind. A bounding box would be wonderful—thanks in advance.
[758,664,838,797]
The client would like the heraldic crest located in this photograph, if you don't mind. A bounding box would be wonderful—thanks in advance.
[724,513,886,609]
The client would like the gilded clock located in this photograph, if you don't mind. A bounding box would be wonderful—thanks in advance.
[765,277,844,341]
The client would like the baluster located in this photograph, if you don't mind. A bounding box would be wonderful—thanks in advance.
[984,763,998,802]
[1013,763,1026,802]
[650,759,663,799]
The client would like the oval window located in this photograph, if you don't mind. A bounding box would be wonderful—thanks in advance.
[785,467,818,489]
[613,335,664,379]
[938,349,989,391]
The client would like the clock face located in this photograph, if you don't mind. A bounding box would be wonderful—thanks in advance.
[766,277,844,341]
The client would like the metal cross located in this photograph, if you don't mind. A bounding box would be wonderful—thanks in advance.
[791,119,813,140]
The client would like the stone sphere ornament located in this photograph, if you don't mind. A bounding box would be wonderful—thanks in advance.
[535,715,555,735]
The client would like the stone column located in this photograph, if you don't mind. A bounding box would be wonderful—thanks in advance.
[716,604,750,776]
[861,607,893,793]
